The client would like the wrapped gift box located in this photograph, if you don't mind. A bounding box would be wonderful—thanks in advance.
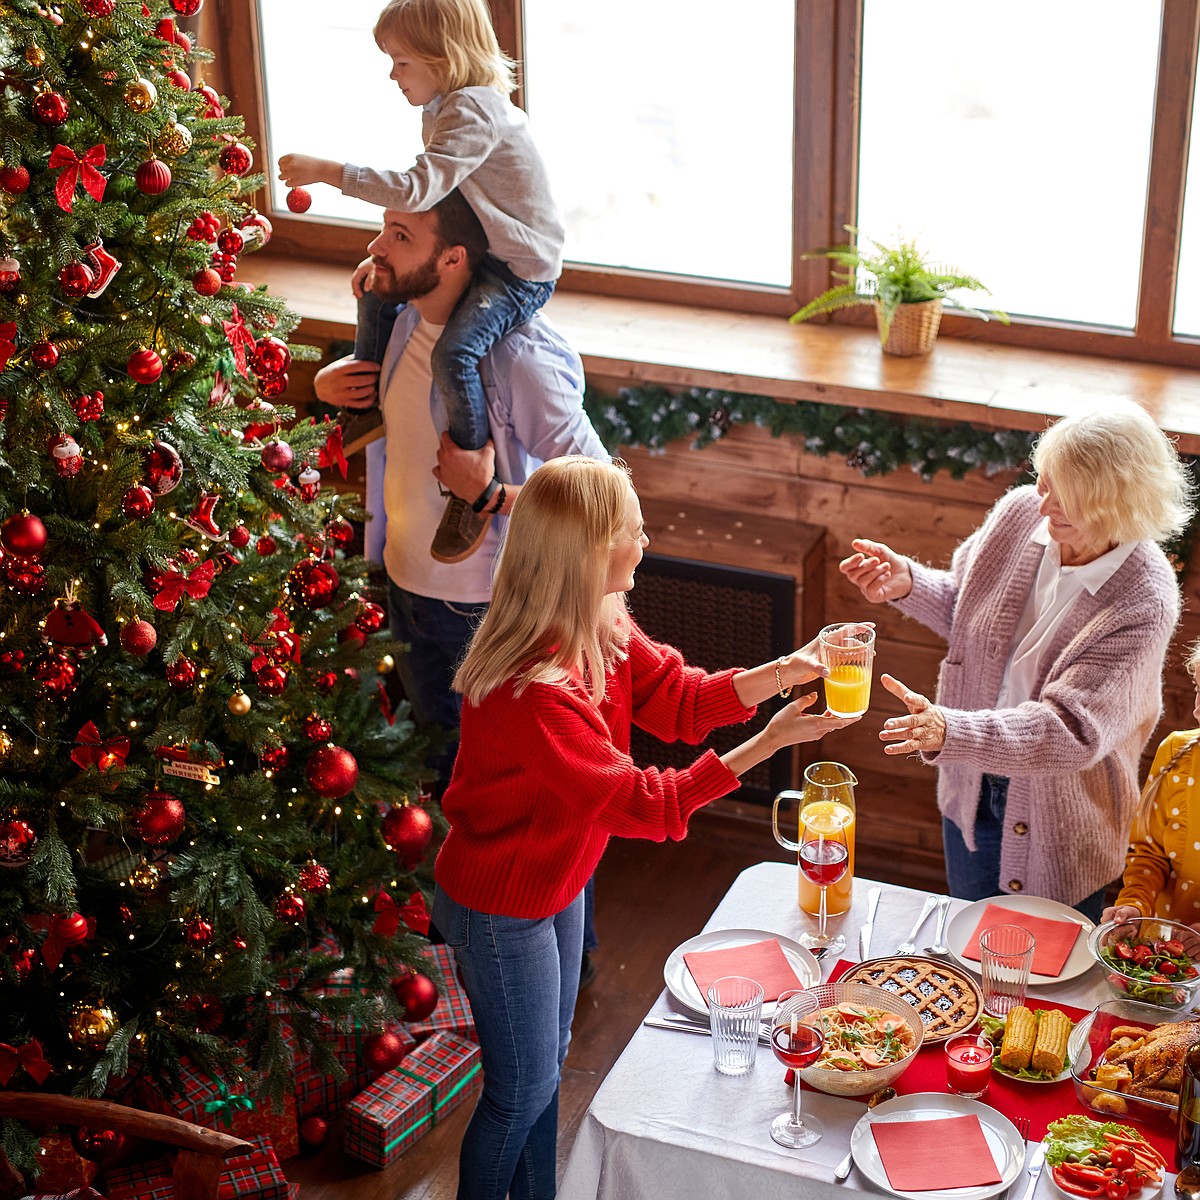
[343,1032,482,1167]
[217,1135,289,1200]
[31,1137,97,1194]
[406,945,476,1042]
[102,1156,173,1200]
[291,1016,413,1118]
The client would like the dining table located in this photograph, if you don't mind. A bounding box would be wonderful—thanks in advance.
[558,861,1178,1200]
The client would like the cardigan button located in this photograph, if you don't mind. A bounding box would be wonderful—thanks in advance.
[1008,879,1024,892]
[1013,822,1029,836]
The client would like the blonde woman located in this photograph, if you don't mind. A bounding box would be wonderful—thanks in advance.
[433,456,857,1200]
[840,400,1193,920]
[1103,640,1200,929]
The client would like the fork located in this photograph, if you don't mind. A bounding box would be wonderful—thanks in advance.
[1006,1116,1031,1200]
[897,894,938,955]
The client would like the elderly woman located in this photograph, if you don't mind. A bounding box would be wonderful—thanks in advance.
[840,400,1194,921]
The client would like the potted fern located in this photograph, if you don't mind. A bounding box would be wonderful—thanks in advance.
[790,228,1008,356]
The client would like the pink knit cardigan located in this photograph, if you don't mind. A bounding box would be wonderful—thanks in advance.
[894,486,1180,905]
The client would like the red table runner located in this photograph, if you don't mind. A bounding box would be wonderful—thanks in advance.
[817,958,1175,1160]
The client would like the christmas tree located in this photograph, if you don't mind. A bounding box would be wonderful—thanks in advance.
[0,0,442,1176]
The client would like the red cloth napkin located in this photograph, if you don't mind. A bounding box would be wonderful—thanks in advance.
[682,937,802,1004]
[871,1115,1002,1191]
[961,903,1082,977]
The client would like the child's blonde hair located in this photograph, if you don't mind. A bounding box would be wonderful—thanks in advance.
[454,457,634,708]
[1135,638,1200,825]
[374,0,516,95]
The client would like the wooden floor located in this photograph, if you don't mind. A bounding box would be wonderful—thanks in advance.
[285,808,799,1199]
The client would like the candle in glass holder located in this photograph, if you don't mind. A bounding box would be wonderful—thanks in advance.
[945,1033,993,1099]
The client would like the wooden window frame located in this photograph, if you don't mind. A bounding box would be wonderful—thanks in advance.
[210,0,1200,367]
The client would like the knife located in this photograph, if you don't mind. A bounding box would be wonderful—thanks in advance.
[859,886,882,960]
[834,1150,854,1182]
[642,1015,773,1045]
[1017,1141,1046,1200]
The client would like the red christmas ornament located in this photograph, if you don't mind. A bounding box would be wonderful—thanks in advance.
[0,649,26,674]
[184,492,222,540]
[381,804,434,863]
[43,597,107,653]
[260,743,289,771]
[154,17,177,42]
[306,745,359,798]
[356,602,387,635]
[33,90,69,126]
[34,653,78,699]
[171,0,204,14]
[127,347,163,384]
[0,819,37,867]
[239,210,272,247]
[297,861,330,892]
[143,440,183,493]
[187,211,220,242]
[51,912,89,946]
[302,713,332,742]
[176,547,200,565]
[0,260,20,293]
[286,187,313,214]
[197,85,224,119]
[81,0,117,15]
[256,664,289,695]
[72,391,104,421]
[165,656,197,690]
[192,268,222,296]
[299,1115,328,1149]
[260,439,294,472]
[391,970,439,1022]
[257,373,289,399]
[210,250,237,282]
[135,157,172,195]
[49,434,83,478]
[339,625,368,650]
[183,916,214,948]
[175,31,192,54]
[274,892,306,924]
[230,935,247,952]
[227,524,251,549]
[219,141,253,177]
[70,1126,124,1163]
[217,227,245,256]
[121,484,156,518]
[251,336,291,378]
[4,559,46,596]
[314,670,338,695]
[58,261,96,298]
[363,1031,407,1074]
[30,341,60,370]
[0,165,30,194]
[288,559,340,610]
[183,993,224,1033]
[166,70,191,91]
[297,466,321,503]
[167,349,196,373]
[120,619,157,655]
[255,535,277,556]
[2,512,47,557]
[132,789,186,845]
[118,905,134,923]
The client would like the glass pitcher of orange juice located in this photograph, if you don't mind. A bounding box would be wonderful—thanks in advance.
[771,762,856,916]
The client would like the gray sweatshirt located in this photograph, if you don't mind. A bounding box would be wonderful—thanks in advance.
[342,87,564,283]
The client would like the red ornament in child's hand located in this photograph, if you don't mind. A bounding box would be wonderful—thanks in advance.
[391,970,439,1021]
[286,187,312,213]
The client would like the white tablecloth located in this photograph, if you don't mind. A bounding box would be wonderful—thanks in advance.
[559,862,1122,1200]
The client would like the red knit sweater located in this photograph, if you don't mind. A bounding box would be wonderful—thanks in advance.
[435,621,756,917]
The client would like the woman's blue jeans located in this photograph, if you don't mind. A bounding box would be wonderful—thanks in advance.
[432,885,583,1200]
[942,775,1110,922]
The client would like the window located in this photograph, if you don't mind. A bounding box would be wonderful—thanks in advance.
[219,0,1200,365]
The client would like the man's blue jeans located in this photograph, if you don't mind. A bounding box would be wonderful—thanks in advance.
[942,775,1110,922]
[432,886,583,1200]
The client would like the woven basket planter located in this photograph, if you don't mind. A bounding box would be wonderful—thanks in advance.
[875,298,943,357]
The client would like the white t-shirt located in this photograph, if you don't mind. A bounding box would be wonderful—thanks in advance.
[996,519,1137,708]
[380,317,498,603]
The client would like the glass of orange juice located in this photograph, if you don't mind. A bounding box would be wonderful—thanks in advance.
[818,623,876,717]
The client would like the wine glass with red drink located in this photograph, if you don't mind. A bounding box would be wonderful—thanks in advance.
[770,994,826,1148]
[797,811,850,955]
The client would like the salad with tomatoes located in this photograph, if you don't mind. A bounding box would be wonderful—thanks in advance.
[1100,933,1199,1006]
[1045,1115,1167,1199]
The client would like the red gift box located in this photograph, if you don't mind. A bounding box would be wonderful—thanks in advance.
[102,1155,173,1200]
[32,1136,97,1194]
[406,945,476,1043]
[217,1135,289,1200]
[343,1032,482,1167]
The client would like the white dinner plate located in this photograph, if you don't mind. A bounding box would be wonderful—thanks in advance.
[662,927,821,1018]
[947,894,1096,985]
[1046,1142,1165,1200]
[850,1091,1026,1200]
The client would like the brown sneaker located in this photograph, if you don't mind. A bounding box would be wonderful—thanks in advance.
[338,408,384,456]
[431,494,492,563]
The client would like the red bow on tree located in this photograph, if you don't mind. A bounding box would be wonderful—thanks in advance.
[153,558,216,611]
[0,1039,52,1086]
[372,889,430,937]
[221,304,255,379]
[316,417,348,480]
[70,720,130,772]
[0,322,15,372]
[48,142,107,213]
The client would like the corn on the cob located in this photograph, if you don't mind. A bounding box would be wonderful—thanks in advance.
[998,1005,1036,1071]
[1031,1008,1071,1075]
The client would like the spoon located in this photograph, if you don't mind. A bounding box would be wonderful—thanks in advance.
[925,895,951,956]
[867,1086,896,1108]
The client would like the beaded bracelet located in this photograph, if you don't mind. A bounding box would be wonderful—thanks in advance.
[774,656,793,699]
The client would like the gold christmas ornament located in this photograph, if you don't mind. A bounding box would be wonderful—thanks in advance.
[0,730,12,761]
[123,77,158,113]
[377,654,395,675]
[128,861,162,894]
[227,691,252,716]
[25,45,45,67]
[68,1002,118,1047]
[157,118,193,158]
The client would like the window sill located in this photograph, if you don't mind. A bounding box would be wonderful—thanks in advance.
[240,256,1200,455]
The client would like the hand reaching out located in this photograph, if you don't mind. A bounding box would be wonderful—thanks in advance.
[878,673,946,755]
[839,538,914,603]
[277,153,343,190]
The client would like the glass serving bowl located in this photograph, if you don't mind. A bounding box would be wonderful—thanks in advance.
[1067,998,1200,1126]
[775,981,924,1098]
[1086,916,1200,1010]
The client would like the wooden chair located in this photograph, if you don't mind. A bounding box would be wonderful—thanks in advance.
[0,1093,252,1200]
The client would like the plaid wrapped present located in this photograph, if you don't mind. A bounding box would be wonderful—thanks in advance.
[31,1137,97,1194]
[405,945,475,1042]
[291,1016,414,1118]
[217,1135,289,1200]
[343,1032,482,1167]
[20,1189,107,1200]
[102,1156,173,1200]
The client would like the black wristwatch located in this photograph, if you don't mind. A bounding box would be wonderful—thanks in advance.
[472,477,501,514]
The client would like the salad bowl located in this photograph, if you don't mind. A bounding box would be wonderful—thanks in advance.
[1087,917,1200,1010]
